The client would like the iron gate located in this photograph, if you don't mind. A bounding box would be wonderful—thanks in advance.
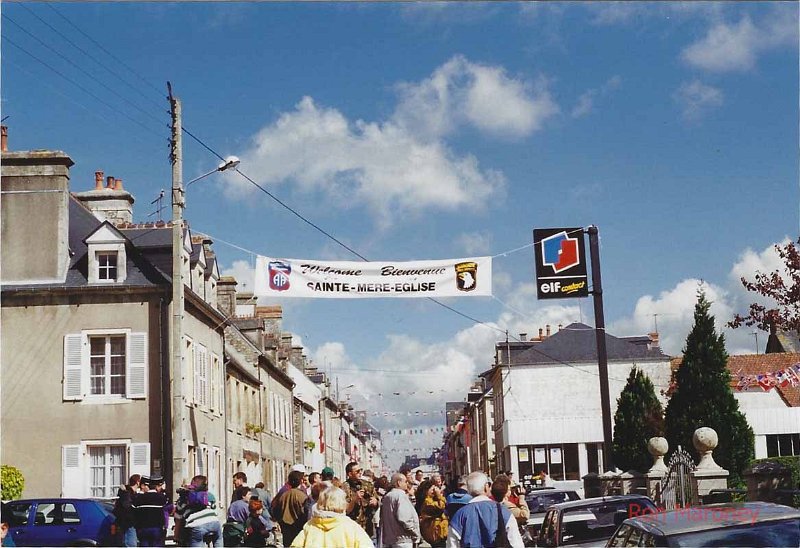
[661,445,695,509]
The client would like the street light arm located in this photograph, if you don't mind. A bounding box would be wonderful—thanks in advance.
[185,155,241,188]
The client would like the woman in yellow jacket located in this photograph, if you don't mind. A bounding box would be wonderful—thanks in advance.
[418,483,448,548]
[291,486,374,548]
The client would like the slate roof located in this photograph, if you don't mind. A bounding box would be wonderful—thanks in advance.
[508,322,669,365]
[670,353,800,407]
[3,197,166,290]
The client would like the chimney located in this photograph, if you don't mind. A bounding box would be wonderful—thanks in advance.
[1,147,74,284]
[648,332,660,349]
[217,276,238,318]
[73,173,135,225]
[538,328,544,340]
[519,333,527,342]
[546,324,551,337]
[1,126,7,152]
[558,323,563,331]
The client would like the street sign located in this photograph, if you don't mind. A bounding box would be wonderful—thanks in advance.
[533,227,589,299]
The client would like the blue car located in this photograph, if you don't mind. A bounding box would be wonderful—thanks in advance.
[4,498,116,547]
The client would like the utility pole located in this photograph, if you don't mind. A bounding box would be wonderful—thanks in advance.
[587,225,613,472]
[169,83,186,493]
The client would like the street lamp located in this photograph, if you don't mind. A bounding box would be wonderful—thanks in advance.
[169,88,240,494]
[186,156,241,188]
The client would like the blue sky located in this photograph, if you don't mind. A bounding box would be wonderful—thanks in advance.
[3,2,798,464]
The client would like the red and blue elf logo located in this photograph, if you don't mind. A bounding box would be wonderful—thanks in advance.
[268,261,292,291]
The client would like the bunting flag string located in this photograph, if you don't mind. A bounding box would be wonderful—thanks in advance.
[734,363,800,391]
[371,410,446,417]
[381,427,446,435]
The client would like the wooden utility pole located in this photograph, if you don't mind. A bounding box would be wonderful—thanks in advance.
[169,84,186,492]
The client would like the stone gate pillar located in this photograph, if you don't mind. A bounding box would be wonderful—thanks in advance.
[690,427,728,503]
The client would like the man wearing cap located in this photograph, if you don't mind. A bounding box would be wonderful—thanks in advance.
[320,467,335,481]
[133,476,169,547]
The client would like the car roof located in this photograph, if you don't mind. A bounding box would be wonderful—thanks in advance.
[9,498,99,504]
[526,488,577,496]
[549,494,652,511]
[624,502,800,536]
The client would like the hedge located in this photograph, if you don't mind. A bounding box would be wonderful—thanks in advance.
[1,465,25,500]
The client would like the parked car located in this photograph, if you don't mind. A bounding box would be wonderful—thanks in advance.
[525,489,581,539]
[4,498,116,547]
[537,495,657,547]
[606,501,800,547]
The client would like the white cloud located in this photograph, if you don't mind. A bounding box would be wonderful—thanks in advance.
[393,56,559,140]
[231,55,560,229]
[219,259,255,293]
[682,12,797,73]
[571,76,621,119]
[232,96,505,229]
[455,231,492,255]
[673,80,723,121]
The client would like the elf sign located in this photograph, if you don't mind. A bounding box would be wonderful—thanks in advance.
[533,227,589,299]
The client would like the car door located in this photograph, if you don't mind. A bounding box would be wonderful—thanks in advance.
[6,501,34,547]
[26,501,84,547]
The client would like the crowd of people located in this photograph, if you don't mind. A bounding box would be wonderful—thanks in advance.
[106,464,530,548]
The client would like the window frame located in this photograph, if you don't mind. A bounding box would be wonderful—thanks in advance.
[88,333,127,398]
[81,328,132,404]
[87,443,127,499]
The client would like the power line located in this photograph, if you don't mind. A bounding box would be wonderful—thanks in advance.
[16,3,167,116]
[2,35,165,140]
[44,3,167,106]
[3,14,166,132]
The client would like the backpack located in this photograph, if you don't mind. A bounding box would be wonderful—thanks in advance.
[187,488,210,508]
[223,521,246,547]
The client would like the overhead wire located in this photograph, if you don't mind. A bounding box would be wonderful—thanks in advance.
[2,35,165,140]
[15,3,167,117]
[44,2,167,107]
[2,15,166,136]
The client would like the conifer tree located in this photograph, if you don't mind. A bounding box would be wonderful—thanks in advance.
[612,366,664,472]
[665,289,754,483]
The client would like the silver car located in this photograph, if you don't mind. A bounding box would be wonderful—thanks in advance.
[606,501,800,547]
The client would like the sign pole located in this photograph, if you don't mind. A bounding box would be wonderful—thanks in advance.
[587,225,614,472]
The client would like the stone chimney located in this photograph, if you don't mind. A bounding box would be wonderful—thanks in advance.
[546,324,551,337]
[217,276,238,318]
[73,170,135,226]
[648,332,660,350]
[1,147,74,283]
[1,126,7,152]
[519,333,527,342]
[538,328,544,340]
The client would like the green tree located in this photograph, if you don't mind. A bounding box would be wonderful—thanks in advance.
[612,366,665,472]
[1,465,25,500]
[665,290,754,483]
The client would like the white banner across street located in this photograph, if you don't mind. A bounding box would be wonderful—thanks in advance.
[253,256,492,298]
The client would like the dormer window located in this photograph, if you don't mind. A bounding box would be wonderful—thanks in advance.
[97,252,118,281]
[85,222,128,284]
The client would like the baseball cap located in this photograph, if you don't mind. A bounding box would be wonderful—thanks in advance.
[321,466,335,478]
[290,463,307,474]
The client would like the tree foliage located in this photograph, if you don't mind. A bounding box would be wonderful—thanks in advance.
[612,366,664,473]
[729,238,800,335]
[1,465,25,500]
[665,290,754,483]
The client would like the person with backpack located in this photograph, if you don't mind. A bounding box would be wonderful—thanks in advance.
[114,474,141,547]
[175,475,222,547]
[445,472,523,548]
[243,498,275,547]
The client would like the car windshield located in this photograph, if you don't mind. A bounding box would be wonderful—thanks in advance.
[561,500,653,546]
[669,518,800,547]
[527,492,580,513]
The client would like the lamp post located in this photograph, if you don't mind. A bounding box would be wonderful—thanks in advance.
[169,86,240,493]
